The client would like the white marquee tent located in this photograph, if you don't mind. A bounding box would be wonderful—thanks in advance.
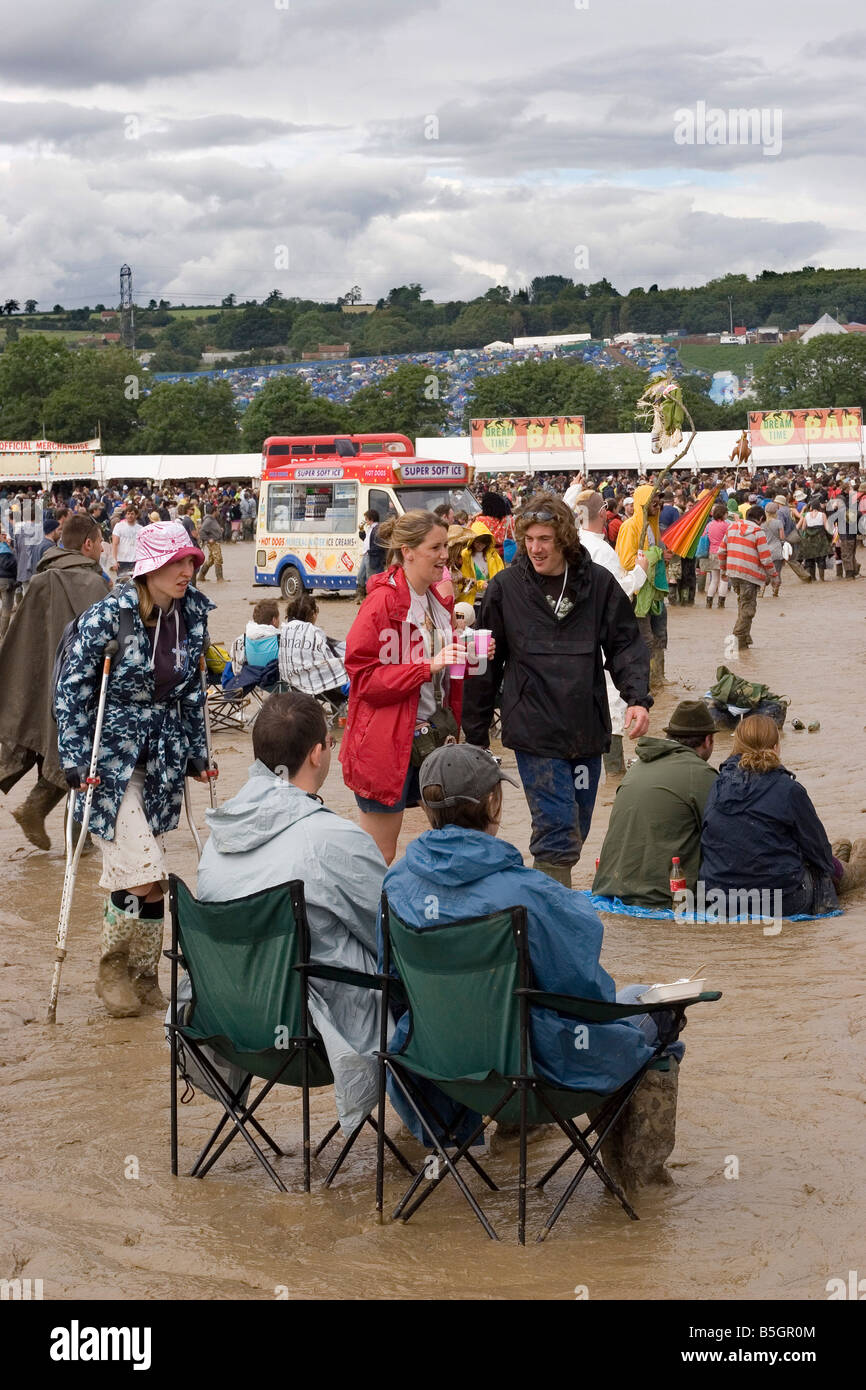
[94,432,865,484]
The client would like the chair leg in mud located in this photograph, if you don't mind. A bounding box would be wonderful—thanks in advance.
[166,875,414,1194]
[376,895,721,1244]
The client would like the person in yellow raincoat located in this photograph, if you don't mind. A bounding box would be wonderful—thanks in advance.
[459,520,506,605]
[616,484,669,693]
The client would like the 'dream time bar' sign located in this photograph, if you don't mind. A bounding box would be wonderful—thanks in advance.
[748,408,862,447]
[470,416,585,455]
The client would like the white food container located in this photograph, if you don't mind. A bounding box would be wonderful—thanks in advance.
[638,978,707,1005]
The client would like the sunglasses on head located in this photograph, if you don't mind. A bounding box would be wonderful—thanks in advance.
[521,508,556,523]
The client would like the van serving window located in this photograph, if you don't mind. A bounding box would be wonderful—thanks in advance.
[266,482,357,534]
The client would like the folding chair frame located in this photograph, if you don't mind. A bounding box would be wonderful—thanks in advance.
[167,878,415,1195]
[376,893,721,1244]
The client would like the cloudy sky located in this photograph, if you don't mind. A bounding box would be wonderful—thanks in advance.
[1,0,863,309]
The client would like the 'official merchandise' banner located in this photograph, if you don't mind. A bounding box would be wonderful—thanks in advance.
[0,438,100,453]
[470,416,585,455]
[748,408,862,447]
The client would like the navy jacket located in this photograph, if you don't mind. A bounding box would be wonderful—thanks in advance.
[700,755,834,893]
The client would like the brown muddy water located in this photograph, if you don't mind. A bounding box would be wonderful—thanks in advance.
[1,543,864,1300]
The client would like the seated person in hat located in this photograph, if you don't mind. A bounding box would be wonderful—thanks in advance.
[383,744,684,1153]
[593,701,718,908]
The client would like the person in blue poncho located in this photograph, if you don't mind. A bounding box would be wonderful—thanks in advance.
[382,743,684,1151]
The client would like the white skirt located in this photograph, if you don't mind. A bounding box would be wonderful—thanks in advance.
[93,768,170,891]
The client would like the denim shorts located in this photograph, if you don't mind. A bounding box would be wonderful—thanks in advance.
[354,761,420,814]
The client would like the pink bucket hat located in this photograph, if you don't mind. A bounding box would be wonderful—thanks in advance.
[132,521,204,578]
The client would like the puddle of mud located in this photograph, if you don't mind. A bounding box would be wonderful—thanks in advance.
[2,544,864,1299]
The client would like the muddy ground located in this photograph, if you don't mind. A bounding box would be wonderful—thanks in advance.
[1,542,864,1300]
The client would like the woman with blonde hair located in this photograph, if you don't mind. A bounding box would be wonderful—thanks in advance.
[700,714,866,915]
[339,510,467,864]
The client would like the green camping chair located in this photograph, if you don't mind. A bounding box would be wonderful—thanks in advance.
[167,875,413,1193]
[376,894,721,1244]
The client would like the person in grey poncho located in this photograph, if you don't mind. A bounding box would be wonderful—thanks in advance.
[196,690,388,1135]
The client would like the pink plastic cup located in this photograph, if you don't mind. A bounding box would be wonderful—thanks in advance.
[474,628,492,658]
[448,640,467,680]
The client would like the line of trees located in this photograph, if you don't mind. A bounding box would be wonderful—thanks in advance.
[12,265,866,368]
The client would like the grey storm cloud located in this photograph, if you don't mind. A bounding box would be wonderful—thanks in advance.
[0,0,441,86]
[0,0,863,306]
[361,33,860,175]
[0,102,338,156]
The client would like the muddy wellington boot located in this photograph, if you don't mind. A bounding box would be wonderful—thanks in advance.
[649,647,666,694]
[603,734,626,778]
[532,859,573,888]
[129,910,167,1010]
[96,897,141,1017]
[96,951,141,1017]
[601,1057,680,1192]
[11,776,65,851]
[837,839,866,894]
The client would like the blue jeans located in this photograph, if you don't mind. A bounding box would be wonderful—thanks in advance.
[514,751,602,867]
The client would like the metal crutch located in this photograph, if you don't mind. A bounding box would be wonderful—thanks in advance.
[183,655,219,856]
[199,654,218,810]
[46,639,118,1024]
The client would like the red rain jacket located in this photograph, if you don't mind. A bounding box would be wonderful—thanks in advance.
[339,566,463,805]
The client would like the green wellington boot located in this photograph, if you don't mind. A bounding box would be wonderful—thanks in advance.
[532,859,573,888]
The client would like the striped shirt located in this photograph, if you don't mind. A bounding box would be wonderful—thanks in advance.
[718,518,777,587]
[278,620,347,696]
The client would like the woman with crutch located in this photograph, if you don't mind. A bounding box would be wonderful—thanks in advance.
[55,521,215,1018]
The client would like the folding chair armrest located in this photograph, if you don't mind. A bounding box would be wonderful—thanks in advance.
[515,987,722,1020]
[295,961,385,991]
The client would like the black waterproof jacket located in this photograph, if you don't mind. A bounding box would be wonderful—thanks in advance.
[700,755,835,892]
[461,549,651,759]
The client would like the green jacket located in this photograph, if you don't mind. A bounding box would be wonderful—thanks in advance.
[593,737,718,907]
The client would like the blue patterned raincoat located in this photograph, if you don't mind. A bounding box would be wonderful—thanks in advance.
[55,583,213,841]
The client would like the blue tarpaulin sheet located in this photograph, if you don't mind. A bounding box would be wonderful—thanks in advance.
[580,891,842,923]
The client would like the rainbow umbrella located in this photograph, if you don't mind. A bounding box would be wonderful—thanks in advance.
[660,486,721,558]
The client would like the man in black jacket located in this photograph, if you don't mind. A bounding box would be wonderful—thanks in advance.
[461,493,651,886]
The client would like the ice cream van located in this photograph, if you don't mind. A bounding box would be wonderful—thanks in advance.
[254,433,479,597]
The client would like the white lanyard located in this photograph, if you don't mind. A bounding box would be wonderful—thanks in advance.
[553,562,569,616]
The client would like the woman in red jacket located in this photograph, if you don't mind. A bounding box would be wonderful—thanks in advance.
[339,511,464,864]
